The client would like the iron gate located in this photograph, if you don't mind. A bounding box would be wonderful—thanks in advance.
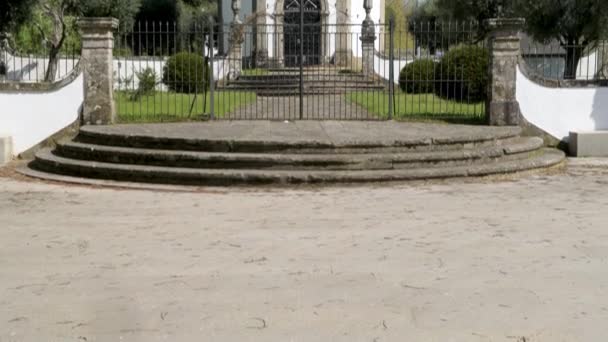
[114,19,487,123]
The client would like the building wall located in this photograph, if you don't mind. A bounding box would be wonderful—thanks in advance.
[220,0,385,62]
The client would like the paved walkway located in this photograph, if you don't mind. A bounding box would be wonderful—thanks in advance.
[1,160,608,341]
[225,95,374,120]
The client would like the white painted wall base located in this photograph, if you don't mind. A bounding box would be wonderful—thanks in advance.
[0,135,12,166]
[517,67,608,141]
[569,131,608,157]
[0,75,83,155]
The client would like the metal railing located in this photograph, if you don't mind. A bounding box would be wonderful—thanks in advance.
[390,21,486,123]
[521,38,608,81]
[0,34,80,83]
[113,20,487,122]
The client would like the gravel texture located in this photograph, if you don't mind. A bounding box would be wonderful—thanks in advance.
[1,160,607,341]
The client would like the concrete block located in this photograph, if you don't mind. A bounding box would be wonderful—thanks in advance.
[569,131,608,157]
[1,135,13,166]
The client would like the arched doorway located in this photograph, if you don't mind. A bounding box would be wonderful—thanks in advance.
[283,0,322,66]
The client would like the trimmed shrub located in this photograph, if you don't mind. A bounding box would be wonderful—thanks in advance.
[162,52,210,94]
[130,67,157,100]
[434,45,489,102]
[399,59,436,94]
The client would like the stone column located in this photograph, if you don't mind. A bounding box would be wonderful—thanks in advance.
[228,0,244,79]
[335,0,352,66]
[255,0,269,67]
[360,0,376,76]
[485,18,525,126]
[78,18,119,125]
[274,14,285,67]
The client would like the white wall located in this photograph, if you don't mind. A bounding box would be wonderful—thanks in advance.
[577,51,600,81]
[1,52,78,82]
[517,66,608,141]
[349,0,382,58]
[0,74,83,155]
[113,57,228,91]
[262,0,382,59]
[374,55,412,83]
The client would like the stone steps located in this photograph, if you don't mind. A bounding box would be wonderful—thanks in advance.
[51,137,544,171]
[225,80,381,87]
[24,121,567,186]
[73,124,523,153]
[30,148,565,186]
[222,71,385,96]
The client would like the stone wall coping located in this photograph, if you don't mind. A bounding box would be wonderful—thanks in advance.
[77,17,120,31]
[485,18,526,31]
[0,62,82,93]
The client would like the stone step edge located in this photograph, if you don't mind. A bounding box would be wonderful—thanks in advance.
[54,137,544,168]
[31,148,565,186]
[76,127,524,152]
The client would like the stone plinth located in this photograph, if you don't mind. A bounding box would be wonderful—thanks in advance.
[485,18,525,126]
[228,26,244,80]
[78,17,119,125]
[360,20,376,76]
[569,131,608,157]
[0,135,12,166]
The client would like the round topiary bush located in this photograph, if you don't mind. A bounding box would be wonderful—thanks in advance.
[162,52,210,93]
[434,45,488,102]
[399,59,437,94]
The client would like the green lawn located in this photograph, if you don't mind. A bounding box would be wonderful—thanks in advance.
[346,92,486,124]
[115,91,257,123]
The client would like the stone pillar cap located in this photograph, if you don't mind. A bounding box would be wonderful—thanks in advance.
[77,17,120,30]
[485,18,525,31]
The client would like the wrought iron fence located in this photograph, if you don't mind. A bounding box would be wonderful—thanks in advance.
[114,20,487,122]
[0,33,80,83]
[390,21,486,123]
[114,22,214,122]
[521,37,608,81]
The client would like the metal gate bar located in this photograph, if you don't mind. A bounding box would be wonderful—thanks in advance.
[114,19,487,123]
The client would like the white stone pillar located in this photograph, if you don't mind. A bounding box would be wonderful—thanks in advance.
[335,0,352,66]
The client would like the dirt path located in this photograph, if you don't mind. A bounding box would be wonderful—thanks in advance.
[1,160,608,341]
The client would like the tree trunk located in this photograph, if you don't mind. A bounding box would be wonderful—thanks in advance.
[563,40,584,80]
[45,45,60,82]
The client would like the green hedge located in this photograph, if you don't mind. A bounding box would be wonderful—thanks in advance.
[399,59,436,94]
[397,45,489,103]
[435,45,488,102]
[162,52,210,94]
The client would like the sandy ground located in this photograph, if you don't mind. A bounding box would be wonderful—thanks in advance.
[1,160,608,342]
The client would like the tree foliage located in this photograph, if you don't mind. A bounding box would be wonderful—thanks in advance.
[79,0,142,30]
[424,0,608,79]
[0,0,38,33]
[517,0,608,78]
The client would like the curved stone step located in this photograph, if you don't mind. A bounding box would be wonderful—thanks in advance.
[30,148,565,186]
[54,137,544,171]
[76,124,523,153]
